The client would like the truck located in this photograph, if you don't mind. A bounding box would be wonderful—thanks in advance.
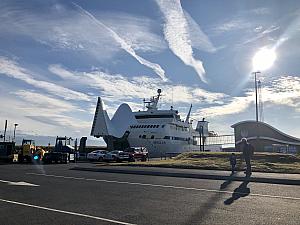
[0,141,18,162]
[18,139,36,163]
[42,136,76,164]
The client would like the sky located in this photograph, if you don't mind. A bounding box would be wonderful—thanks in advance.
[0,0,300,146]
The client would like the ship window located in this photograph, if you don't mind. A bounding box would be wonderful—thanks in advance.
[163,136,171,139]
[147,125,151,128]
[135,114,174,119]
[142,135,146,139]
[150,125,153,128]
[162,125,165,128]
[151,135,154,139]
[139,125,142,128]
[139,135,141,138]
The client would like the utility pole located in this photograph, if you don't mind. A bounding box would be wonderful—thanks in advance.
[199,128,202,152]
[13,123,18,142]
[3,120,7,142]
[253,71,260,122]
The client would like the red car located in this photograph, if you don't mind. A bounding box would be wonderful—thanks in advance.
[126,147,148,162]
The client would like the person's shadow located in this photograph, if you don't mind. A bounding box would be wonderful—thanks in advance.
[220,171,236,190]
[224,180,250,205]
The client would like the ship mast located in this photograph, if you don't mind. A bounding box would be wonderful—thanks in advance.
[144,89,162,111]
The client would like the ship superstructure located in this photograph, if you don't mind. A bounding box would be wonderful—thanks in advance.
[91,89,207,156]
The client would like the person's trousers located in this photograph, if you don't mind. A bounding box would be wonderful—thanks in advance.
[245,159,251,174]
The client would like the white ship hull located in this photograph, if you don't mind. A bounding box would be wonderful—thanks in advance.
[91,89,208,156]
[128,138,199,156]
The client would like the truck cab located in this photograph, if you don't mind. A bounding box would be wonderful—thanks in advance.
[19,139,36,162]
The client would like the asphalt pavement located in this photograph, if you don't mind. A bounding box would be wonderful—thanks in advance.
[0,162,299,225]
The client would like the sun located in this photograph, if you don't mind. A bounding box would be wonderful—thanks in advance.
[252,48,277,71]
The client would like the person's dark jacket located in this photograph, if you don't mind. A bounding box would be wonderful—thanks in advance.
[242,143,254,160]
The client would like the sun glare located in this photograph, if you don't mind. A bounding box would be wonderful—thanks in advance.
[252,48,277,71]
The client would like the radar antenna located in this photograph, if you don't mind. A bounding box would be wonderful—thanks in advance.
[144,89,162,110]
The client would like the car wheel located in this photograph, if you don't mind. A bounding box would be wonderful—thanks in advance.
[98,157,104,162]
[116,158,122,163]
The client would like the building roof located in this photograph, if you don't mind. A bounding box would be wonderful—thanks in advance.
[231,120,300,143]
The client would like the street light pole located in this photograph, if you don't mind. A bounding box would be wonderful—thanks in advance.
[253,71,260,122]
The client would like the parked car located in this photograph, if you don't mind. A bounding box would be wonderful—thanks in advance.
[87,150,107,161]
[126,147,148,162]
[104,150,130,162]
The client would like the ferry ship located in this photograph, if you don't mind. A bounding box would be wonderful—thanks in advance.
[91,89,208,156]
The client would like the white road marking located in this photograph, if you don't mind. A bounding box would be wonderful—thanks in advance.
[27,172,300,201]
[0,179,39,187]
[0,198,136,225]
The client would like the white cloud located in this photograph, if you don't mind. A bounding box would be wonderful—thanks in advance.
[0,57,91,101]
[73,3,168,81]
[184,10,216,53]
[196,93,254,117]
[49,64,227,108]
[26,115,90,130]
[100,12,167,53]
[156,0,209,83]
[213,19,252,34]
[262,76,300,110]
[48,64,75,79]
[275,13,300,49]
[196,75,300,118]
[0,92,90,138]
[0,2,166,62]
[14,90,80,113]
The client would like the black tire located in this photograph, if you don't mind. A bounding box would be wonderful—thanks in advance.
[18,155,24,163]
[25,156,32,163]
[141,156,147,162]
[98,157,104,162]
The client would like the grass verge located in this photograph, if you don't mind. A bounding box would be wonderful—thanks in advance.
[98,152,300,174]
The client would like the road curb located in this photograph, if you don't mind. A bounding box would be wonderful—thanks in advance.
[71,167,300,186]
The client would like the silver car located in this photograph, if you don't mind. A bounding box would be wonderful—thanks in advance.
[87,150,107,161]
[104,150,130,162]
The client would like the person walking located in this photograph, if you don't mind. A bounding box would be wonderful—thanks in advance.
[241,138,254,176]
[229,153,237,174]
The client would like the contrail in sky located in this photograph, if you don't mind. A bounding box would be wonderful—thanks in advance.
[156,0,208,83]
[73,3,168,81]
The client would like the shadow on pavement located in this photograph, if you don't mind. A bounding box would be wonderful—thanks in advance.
[184,172,237,225]
[220,172,236,190]
[224,180,250,205]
